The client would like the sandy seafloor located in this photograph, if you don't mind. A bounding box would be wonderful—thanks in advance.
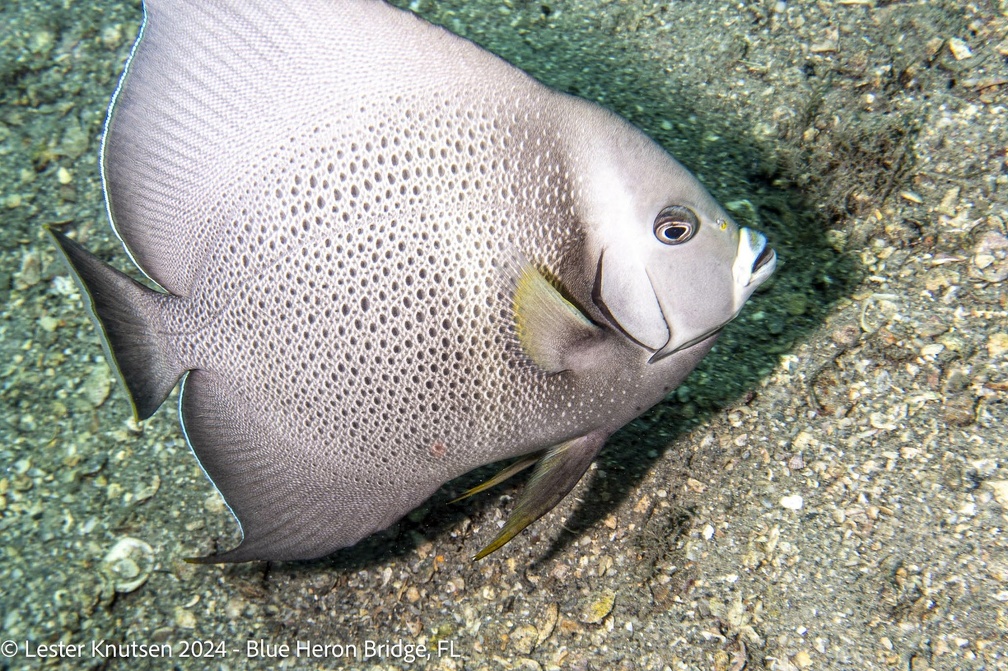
[1,0,1007,669]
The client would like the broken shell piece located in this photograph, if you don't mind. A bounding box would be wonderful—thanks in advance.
[102,537,154,593]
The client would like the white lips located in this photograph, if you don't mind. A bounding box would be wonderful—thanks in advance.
[732,227,771,287]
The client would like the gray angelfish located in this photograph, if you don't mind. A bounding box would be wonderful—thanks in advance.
[51,0,776,562]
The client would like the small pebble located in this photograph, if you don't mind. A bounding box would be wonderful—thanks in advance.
[510,623,539,655]
[82,364,112,408]
[581,589,615,624]
[971,231,1008,282]
[174,607,197,629]
[535,603,558,645]
[14,251,40,289]
[780,494,804,511]
[225,598,245,620]
[134,475,161,503]
[924,267,959,292]
[916,317,948,338]
[204,492,227,514]
[792,431,817,451]
[38,315,59,332]
[101,23,124,48]
[60,120,90,160]
[52,274,77,296]
[974,253,994,269]
[942,396,975,426]
[831,323,860,348]
[988,481,1008,508]
[948,38,972,60]
[29,29,54,55]
[826,229,848,251]
[937,186,960,216]
[988,333,1008,359]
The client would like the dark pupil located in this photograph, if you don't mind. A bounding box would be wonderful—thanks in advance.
[661,222,689,241]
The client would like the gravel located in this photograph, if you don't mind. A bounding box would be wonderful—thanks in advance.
[1,0,1005,669]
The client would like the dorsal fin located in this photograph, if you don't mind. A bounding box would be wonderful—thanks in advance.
[102,0,539,294]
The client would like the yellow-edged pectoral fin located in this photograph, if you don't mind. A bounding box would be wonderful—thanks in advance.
[473,431,607,560]
[513,263,600,373]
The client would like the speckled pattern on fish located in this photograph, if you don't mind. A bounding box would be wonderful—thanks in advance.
[49,0,774,562]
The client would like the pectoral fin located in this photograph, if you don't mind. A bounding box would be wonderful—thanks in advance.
[513,263,600,373]
[474,431,607,560]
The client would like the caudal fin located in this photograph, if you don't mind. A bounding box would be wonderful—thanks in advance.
[48,227,183,420]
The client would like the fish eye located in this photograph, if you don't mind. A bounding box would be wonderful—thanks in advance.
[653,205,698,245]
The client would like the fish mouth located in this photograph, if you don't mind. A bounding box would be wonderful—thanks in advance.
[732,227,776,288]
[648,230,778,365]
[752,244,776,275]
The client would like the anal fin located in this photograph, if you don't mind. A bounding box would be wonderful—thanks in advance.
[474,430,607,560]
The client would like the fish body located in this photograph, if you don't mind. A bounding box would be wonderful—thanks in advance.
[52,0,776,561]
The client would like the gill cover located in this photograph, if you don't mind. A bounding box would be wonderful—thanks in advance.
[592,249,669,351]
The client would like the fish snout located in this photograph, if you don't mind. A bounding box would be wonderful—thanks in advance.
[732,227,776,289]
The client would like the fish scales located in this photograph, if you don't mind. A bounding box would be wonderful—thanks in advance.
[50,0,776,562]
[171,109,650,557]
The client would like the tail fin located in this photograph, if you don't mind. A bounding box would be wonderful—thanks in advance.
[48,227,183,420]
